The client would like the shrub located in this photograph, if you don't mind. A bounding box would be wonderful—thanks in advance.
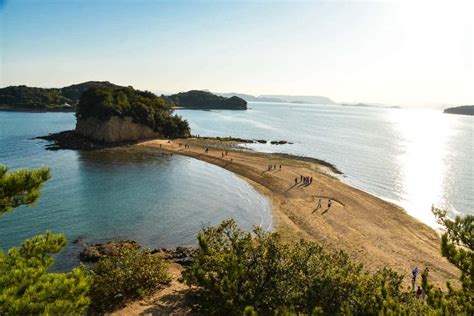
[87,248,171,313]
[181,219,432,314]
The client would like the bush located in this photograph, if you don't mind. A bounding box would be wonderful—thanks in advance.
[181,220,431,314]
[87,248,171,313]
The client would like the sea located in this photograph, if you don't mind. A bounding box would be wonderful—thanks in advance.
[0,103,472,270]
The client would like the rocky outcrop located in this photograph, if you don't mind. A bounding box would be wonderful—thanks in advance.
[76,116,162,143]
[79,240,140,262]
[152,246,195,266]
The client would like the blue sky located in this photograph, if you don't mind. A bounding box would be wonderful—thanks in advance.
[1,0,473,106]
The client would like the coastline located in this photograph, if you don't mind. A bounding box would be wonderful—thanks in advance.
[137,137,458,287]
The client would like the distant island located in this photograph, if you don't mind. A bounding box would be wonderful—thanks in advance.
[214,92,336,105]
[166,90,247,110]
[340,103,401,109]
[0,81,121,111]
[443,105,474,116]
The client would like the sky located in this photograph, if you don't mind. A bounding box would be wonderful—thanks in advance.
[0,0,473,106]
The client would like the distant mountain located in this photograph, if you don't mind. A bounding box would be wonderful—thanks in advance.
[340,103,401,109]
[214,92,336,104]
[0,81,122,111]
[443,105,474,116]
[166,90,247,110]
[215,92,284,103]
[260,94,336,105]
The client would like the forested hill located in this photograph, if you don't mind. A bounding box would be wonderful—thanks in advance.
[0,81,122,111]
[443,105,474,116]
[166,90,247,110]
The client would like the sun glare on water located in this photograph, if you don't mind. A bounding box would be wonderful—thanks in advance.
[389,109,457,227]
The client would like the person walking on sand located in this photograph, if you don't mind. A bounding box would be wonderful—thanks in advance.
[316,198,322,210]
[328,199,332,209]
[295,178,298,185]
[310,176,313,184]
[279,165,281,170]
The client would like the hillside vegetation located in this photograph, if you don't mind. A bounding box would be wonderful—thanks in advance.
[76,86,190,138]
[0,81,121,110]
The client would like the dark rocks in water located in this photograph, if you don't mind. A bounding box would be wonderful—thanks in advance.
[255,139,267,144]
[270,140,292,145]
[79,240,140,263]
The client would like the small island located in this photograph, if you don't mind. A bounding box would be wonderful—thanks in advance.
[443,105,474,116]
[166,90,247,110]
[41,86,190,145]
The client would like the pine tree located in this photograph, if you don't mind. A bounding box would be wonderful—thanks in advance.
[0,165,90,315]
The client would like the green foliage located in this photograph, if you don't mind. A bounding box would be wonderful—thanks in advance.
[181,219,429,315]
[0,81,121,110]
[0,165,90,315]
[432,206,473,314]
[166,90,247,110]
[86,248,171,313]
[77,86,190,138]
[0,165,51,215]
[0,232,90,315]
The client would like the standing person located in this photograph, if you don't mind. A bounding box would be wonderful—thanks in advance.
[316,198,322,210]
[328,199,332,209]
[300,175,303,182]
[411,266,419,290]
[310,176,313,184]
[416,286,422,299]
[279,165,282,170]
[295,178,298,185]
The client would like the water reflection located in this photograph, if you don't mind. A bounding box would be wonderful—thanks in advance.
[388,109,455,226]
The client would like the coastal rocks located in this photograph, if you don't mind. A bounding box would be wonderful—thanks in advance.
[79,240,140,263]
[152,246,195,266]
[270,140,292,145]
[76,116,161,143]
[79,240,195,266]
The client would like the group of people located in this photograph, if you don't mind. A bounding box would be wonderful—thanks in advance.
[411,266,430,300]
[178,143,190,149]
[295,175,313,185]
[267,164,282,171]
[221,151,229,158]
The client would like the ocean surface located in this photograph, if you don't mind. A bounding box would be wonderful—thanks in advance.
[177,102,473,227]
[1,104,472,269]
[0,112,271,270]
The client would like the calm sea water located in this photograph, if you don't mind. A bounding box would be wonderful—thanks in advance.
[1,105,472,269]
[177,102,473,226]
[0,112,271,270]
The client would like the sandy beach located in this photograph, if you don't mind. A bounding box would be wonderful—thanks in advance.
[135,137,458,287]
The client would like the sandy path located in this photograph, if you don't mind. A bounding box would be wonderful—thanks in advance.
[135,138,457,288]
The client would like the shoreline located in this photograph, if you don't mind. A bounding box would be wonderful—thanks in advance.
[137,137,458,287]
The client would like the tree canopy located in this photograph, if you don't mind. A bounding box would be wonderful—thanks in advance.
[0,165,90,315]
[0,81,121,110]
[77,86,190,138]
